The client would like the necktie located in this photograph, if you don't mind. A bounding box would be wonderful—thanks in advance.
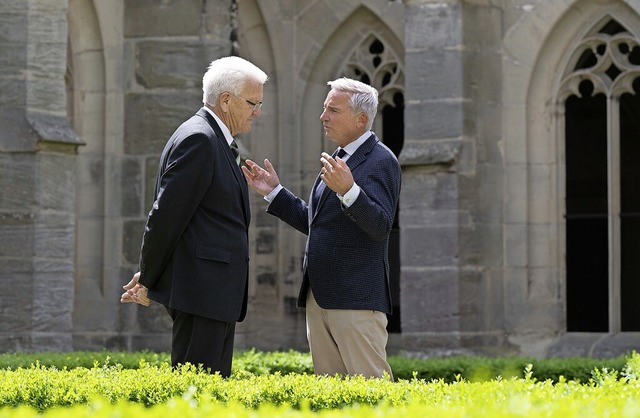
[312,148,347,212]
[230,141,240,165]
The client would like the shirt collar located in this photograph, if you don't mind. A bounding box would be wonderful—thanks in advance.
[203,105,235,146]
[341,131,372,156]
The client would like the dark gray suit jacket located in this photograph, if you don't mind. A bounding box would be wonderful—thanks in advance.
[268,134,401,313]
[138,108,250,322]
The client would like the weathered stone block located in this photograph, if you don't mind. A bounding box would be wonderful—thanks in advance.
[504,223,528,267]
[204,0,233,38]
[404,1,461,49]
[0,267,33,331]
[401,267,460,332]
[0,154,36,208]
[73,273,121,333]
[0,334,31,353]
[405,50,462,100]
[399,139,462,167]
[405,100,463,139]
[0,215,35,258]
[460,164,505,223]
[124,0,215,37]
[135,41,228,89]
[0,76,26,105]
[503,267,528,330]
[26,8,67,42]
[528,224,556,268]
[30,333,73,352]
[458,268,490,331]
[36,155,78,212]
[458,221,502,266]
[0,10,27,42]
[459,332,511,355]
[121,157,142,217]
[591,333,640,358]
[28,112,82,146]
[527,267,560,302]
[122,220,145,265]
[25,48,68,111]
[34,214,75,259]
[124,93,200,155]
[402,225,459,267]
[400,169,458,216]
[0,108,37,151]
[546,333,602,358]
[32,271,73,332]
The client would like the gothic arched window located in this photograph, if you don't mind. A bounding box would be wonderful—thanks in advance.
[560,19,640,332]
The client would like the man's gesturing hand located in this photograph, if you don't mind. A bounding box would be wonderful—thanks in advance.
[320,152,353,195]
[242,159,281,196]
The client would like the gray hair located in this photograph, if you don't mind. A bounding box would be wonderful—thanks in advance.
[327,77,378,130]
[202,56,268,105]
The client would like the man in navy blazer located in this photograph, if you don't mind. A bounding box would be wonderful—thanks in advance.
[121,56,268,377]
[243,78,401,379]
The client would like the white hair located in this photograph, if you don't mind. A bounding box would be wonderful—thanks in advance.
[327,77,379,130]
[202,56,268,105]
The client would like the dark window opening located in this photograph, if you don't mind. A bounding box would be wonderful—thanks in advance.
[575,49,598,70]
[382,93,404,333]
[620,78,640,331]
[599,20,627,36]
[564,87,609,332]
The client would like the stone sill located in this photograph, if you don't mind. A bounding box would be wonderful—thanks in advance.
[27,111,85,151]
[399,138,461,167]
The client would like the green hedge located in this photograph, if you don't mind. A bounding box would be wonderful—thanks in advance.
[0,349,629,382]
[0,351,639,417]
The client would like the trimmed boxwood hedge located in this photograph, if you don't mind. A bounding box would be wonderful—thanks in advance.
[0,349,629,382]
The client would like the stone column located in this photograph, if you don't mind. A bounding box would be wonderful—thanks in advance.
[396,0,465,354]
[398,0,509,356]
[0,0,82,351]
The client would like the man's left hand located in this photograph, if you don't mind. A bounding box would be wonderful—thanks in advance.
[320,152,353,195]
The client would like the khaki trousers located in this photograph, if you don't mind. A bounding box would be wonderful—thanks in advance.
[305,289,393,380]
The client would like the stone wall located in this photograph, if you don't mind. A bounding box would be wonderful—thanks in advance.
[0,0,82,352]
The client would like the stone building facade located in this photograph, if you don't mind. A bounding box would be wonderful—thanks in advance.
[2,0,640,358]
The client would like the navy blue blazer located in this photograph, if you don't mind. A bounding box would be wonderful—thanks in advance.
[138,108,250,322]
[268,134,401,313]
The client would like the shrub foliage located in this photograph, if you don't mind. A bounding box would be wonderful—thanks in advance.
[0,350,638,417]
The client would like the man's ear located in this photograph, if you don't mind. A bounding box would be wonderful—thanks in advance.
[357,112,368,128]
[219,91,232,112]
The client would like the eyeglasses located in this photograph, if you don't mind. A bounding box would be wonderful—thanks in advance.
[235,94,263,112]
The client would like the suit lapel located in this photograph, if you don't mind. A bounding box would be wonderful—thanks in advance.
[198,108,251,226]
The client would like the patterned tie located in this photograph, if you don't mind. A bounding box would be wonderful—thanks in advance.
[230,141,240,165]
[312,148,347,212]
